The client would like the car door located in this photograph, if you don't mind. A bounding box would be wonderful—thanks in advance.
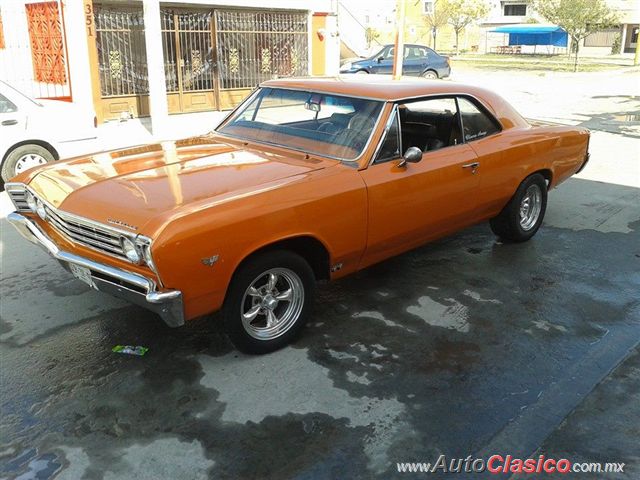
[455,96,508,219]
[403,46,428,76]
[370,46,395,75]
[359,98,481,268]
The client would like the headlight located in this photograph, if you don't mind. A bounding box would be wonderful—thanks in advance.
[26,191,37,212]
[341,62,352,70]
[35,198,46,220]
[121,237,141,264]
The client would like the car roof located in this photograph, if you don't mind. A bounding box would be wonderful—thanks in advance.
[381,44,429,49]
[260,76,529,130]
[263,76,488,102]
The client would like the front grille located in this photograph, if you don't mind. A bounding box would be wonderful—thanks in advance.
[7,189,30,211]
[7,184,129,261]
[44,205,127,259]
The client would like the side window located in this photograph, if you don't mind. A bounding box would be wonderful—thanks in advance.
[0,93,17,113]
[457,97,501,142]
[384,47,394,60]
[398,97,462,152]
[374,110,400,163]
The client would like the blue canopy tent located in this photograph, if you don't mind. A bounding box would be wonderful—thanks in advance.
[491,24,568,48]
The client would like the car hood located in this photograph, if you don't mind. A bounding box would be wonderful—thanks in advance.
[25,135,336,234]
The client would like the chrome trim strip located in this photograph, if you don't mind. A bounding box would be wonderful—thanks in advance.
[396,92,504,131]
[258,82,387,102]
[7,212,184,327]
[370,104,400,165]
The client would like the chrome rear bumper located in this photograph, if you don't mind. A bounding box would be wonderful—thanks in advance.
[7,212,185,327]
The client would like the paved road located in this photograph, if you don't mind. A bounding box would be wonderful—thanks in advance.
[1,70,639,479]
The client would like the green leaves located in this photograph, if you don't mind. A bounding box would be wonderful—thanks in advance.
[533,0,619,40]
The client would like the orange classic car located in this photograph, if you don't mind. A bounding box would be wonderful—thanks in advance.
[6,76,590,353]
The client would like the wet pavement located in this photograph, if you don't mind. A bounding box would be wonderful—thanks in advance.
[1,71,639,479]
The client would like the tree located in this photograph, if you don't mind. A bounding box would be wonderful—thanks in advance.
[423,0,451,50]
[533,0,619,71]
[446,0,489,55]
[365,27,380,49]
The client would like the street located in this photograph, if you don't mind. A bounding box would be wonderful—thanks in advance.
[1,69,639,479]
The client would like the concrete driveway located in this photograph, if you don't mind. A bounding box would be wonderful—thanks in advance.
[0,70,639,479]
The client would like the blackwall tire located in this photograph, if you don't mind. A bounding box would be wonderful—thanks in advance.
[489,173,548,242]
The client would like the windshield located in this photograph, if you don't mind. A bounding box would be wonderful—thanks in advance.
[216,87,383,161]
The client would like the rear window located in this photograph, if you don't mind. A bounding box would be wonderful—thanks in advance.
[457,97,501,142]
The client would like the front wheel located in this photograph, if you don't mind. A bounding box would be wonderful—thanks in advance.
[2,144,55,182]
[490,173,548,242]
[222,250,315,354]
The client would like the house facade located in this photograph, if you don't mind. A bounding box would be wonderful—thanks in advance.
[0,0,338,124]
[338,0,638,56]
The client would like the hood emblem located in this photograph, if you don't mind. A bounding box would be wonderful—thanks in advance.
[107,218,138,230]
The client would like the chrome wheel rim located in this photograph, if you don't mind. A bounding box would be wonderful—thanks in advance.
[241,268,304,340]
[519,184,542,231]
[15,153,47,174]
[423,72,437,79]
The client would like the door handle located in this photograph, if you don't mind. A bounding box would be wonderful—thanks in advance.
[1,119,18,126]
[462,162,480,170]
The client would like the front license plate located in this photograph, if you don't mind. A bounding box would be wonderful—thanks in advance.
[70,263,95,289]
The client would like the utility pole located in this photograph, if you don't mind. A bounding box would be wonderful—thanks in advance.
[392,0,405,80]
[635,27,640,66]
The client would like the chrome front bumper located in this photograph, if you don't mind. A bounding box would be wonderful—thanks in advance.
[7,212,185,327]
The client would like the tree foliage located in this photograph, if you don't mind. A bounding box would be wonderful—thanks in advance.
[365,27,380,49]
[423,0,451,49]
[533,0,619,70]
[446,0,490,54]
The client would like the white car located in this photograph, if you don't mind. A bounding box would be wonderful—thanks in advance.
[0,81,97,182]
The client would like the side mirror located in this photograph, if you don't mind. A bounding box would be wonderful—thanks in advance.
[377,56,384,63]
[398,146,422,167]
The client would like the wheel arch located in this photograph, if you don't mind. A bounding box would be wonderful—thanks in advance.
[2,139,59,164]
[233,235,331,283]
[531,168,553,189]
[421,68,438,78]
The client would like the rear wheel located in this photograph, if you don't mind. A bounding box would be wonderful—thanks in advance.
[490,173,547,242]
[421,70,438,79]
[223,250,315,354]
[2,144,54,182]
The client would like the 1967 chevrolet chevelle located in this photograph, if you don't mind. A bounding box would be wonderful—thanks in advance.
[7,76,590,353]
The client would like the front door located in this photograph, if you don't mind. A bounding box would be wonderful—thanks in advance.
[161,10,217,114]
[370,46,395,75]
[359,98,481,268]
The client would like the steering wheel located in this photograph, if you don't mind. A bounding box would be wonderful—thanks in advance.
[318,121,339,135]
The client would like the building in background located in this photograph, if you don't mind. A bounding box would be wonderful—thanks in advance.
[0,0,338,125]
[582,0,638,55]
[337,0,638,58]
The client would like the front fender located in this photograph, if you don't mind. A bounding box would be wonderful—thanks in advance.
[150,165,368,320]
